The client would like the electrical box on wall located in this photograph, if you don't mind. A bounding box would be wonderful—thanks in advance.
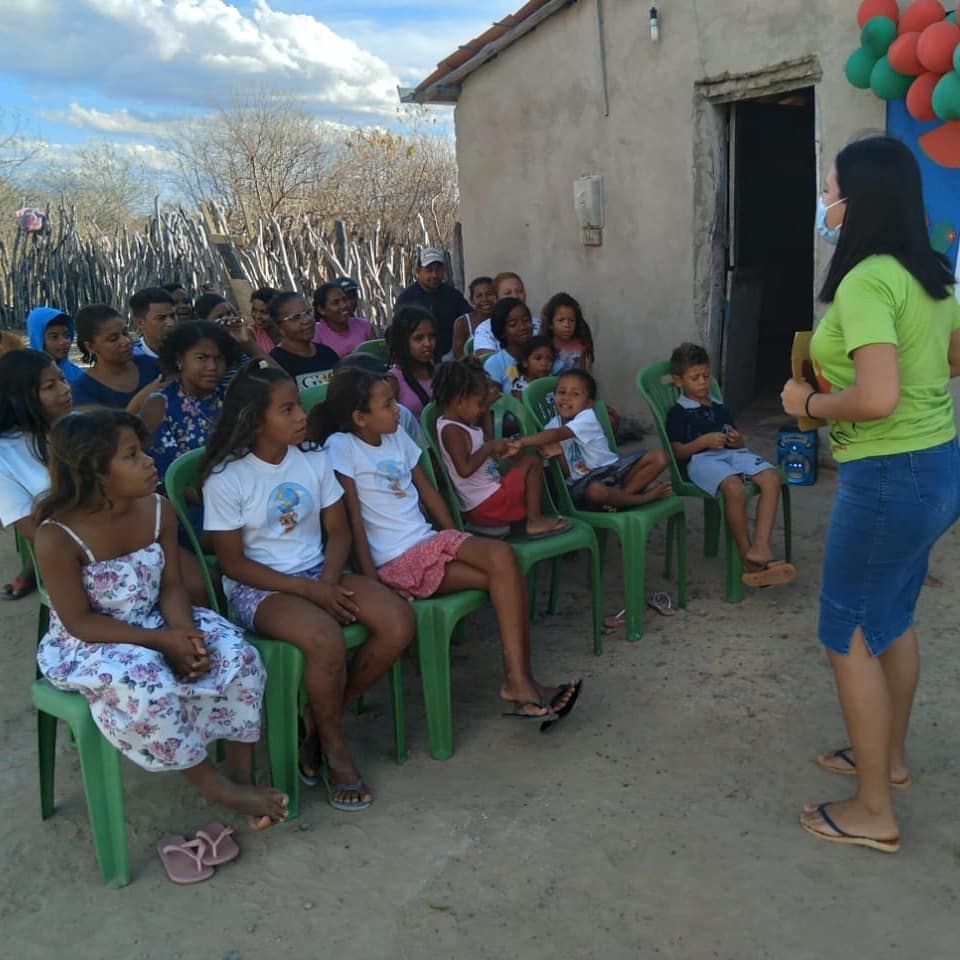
[574,175,603,246]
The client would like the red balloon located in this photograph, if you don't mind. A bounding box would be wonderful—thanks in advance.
[889,32,925,74]
[907,70,942,119]
[857,0,900,28]
[917,21,960,71]
[900,0,946,35]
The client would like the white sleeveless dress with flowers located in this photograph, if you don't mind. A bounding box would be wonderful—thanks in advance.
[36,495,265,772]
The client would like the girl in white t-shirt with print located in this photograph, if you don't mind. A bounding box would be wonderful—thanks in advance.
[0,349,73,600]
[313,366,582,728]
[200,361,414,811]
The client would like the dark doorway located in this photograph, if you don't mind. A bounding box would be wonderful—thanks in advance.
[721,89,816,414]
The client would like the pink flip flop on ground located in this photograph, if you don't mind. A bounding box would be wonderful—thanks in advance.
[195,822,240,866]
[157,835,215,884]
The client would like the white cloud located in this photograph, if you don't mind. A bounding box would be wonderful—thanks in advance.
[0,0,401,119]
[38,104,180,139]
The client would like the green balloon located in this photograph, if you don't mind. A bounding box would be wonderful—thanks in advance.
[861,16,898,58]
[933,71,960,121]
[846,47,878,89]
[948,11,958,25]
[870,56,913,100]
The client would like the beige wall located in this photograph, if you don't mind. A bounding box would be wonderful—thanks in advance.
[453,0,883,415]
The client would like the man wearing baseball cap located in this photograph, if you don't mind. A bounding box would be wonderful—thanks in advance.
[393,246,470,359]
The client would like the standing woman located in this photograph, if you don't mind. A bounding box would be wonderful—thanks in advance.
[0,349,73,599]
[782,136,960,853]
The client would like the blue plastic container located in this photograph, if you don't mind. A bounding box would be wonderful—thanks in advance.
[777,428,817,486]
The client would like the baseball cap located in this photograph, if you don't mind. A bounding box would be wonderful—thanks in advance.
[418,246,446,267]
[336,276,359,293]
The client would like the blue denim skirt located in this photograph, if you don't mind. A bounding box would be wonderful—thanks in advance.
[820,438,960,655]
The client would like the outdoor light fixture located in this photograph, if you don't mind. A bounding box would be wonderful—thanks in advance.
[650,5,660,43]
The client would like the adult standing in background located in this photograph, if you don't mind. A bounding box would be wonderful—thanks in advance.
[781,136,960,854]
[130,287,177,368]
[393,246,470,360]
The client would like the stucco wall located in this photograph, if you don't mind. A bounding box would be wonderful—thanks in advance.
[452,0,883,416]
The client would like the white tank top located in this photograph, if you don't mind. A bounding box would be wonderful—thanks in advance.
[436,416,502,512]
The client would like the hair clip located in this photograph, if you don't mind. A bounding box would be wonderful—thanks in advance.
[257,359,269,369]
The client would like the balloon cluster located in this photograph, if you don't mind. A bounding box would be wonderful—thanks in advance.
[846,0,960,121]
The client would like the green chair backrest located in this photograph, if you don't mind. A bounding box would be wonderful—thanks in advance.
[354,339,389,363]
[164,447,222,611]
[522,376,617,450]
[635,360,724,486]
[299,382,328,412]
[463,337,474,356]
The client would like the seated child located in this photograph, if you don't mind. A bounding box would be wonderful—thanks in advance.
[315,367,582,726]
[665,343,794,587]
[452,276,496,360]
[27,306,84,383]
[519,369,672,510]
[433,359,570,538]
[35,409,287,836]
[483,298,533,393]
[541,293,595,372]
[511,336,557,397]
[387,305,436,417]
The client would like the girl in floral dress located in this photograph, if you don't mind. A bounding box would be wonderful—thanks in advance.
[35,409,287,830]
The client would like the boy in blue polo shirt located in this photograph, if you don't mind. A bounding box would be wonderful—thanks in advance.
[666,343,794,588]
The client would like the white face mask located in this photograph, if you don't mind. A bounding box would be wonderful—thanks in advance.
[816,196,845,246]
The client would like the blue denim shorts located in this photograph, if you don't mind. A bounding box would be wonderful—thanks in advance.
[820,439,960,656]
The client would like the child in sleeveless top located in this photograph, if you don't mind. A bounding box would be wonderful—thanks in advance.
[433,359,570,538]
[313,366,583,727]
[34,409,287,836]
[542,292,595,373]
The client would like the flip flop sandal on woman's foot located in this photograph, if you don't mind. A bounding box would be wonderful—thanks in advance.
[321,770,372,812]
[526,518,573,541]
[540,679,583,733]
[800,803,900,854]
[816,747,912,789]
[157,835,215,884]
[298,761,321,787]
[741,561,796,588]
[195,822,240,866]
[502,700,558,722]
[0,576,35,601]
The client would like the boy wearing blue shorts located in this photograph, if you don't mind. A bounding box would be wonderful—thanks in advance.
[666,343,795,587]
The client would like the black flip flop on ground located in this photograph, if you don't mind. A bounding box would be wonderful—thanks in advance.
[540,679,583,733]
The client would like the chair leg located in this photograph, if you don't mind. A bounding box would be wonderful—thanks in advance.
[73,717,130,888]
[622,528,649,643]
[414,606,455,761]
[527,563,538,619]
[260,644,303,820]
[664,516,674,578]
[670,512,688,609]
[587,541,603,656]
[389,662,408,765]
[703,500,721,557]
[37,709,57,820]
[547,557,560,615]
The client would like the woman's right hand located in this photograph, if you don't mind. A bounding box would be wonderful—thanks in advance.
[157,628,210,681]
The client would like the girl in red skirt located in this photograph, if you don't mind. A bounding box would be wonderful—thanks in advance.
[313,367,582,727]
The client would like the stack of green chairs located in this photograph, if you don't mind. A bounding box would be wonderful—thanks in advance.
[422,397,603,654]
[636,361,792,603]
[523,377,687,641]
[298,382,328,413]
[353,339,389,363]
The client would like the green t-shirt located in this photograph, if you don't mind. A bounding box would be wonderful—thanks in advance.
[810,255,960,462]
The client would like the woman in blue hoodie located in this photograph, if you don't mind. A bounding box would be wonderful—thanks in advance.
[26,307,84,384]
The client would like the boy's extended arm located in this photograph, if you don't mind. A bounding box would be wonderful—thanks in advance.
[517,424,574,449]
[441,423,514,478]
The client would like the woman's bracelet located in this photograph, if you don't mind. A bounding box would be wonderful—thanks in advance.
[804,391,818,419]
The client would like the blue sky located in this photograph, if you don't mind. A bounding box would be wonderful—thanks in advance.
[0,1,516,174]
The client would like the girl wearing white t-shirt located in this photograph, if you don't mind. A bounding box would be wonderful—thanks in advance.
[314,366,582,728]
[200,362,414,811]
[0,349,73,600]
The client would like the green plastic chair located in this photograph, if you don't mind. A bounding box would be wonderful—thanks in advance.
[636,361,792,603]
[463,336,474,357]
[165,447,407,818]
[522,377,687,642]
[299,382,328,413]
[421,398,604,654]
[353,338,389,363]
[29,538,130,887]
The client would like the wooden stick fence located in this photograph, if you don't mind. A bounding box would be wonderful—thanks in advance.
[1,202,457,334]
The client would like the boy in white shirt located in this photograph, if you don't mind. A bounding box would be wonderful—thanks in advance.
[518,369,672,509]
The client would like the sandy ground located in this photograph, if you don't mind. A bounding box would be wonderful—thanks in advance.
[2,416,959,960]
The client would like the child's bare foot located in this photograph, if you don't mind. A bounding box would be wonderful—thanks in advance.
[637,480,672,504]
[210,779,289,830]
[525,516,571,538]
